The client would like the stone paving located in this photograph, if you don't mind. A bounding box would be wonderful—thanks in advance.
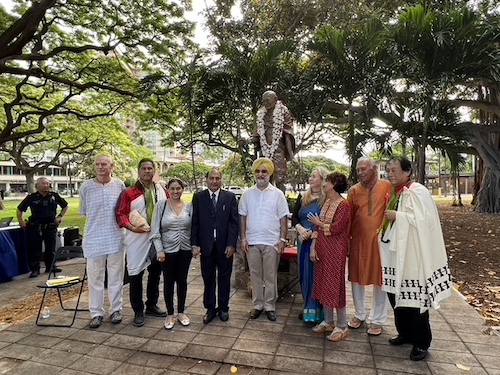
[1,258,499,375]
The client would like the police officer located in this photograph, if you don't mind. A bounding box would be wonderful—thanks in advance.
[16,177,68,278]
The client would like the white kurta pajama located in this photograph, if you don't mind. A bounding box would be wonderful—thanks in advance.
[380,182,452,313]
[124,185,167,276]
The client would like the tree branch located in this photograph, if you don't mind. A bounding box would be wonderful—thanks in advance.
[0,0,57,59]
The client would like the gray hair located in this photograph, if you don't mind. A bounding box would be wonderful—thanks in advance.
[356,157,376,169]
[35,177,49,189]
[94,153,114,166]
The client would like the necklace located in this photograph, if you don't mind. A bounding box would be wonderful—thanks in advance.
[256,101,285,158]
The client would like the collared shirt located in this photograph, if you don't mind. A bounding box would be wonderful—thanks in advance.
[209,189,220,202]
[18,192,68,224]
[79,178,125,258]
[209,188,220,239]
[239,184,289,247]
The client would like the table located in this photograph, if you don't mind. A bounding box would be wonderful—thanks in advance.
[0,226,29,282]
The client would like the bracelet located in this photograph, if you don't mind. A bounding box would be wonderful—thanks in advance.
[280,237,287,243]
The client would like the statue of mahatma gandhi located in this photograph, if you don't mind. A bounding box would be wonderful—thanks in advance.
[252,91,296,192]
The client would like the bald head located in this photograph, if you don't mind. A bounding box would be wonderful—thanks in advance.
[262,90,278,110]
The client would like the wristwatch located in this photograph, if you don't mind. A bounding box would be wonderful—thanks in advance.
[280,238,287,243]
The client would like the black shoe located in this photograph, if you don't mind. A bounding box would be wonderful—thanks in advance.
[145,305,167,317]
[389,335,408,346]
[133,312,145,327]
[410,347,427,361]
[46,267,62,273]
[219,311,229,322]
[298,312,303,320]
[89,316,103,329]
[29,270,40,278]
[266,311,277,321]
[203,310,217,324]
[249,308,263,319]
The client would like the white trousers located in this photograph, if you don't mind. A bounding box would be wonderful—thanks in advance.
[247,244,281,311]
[87,251,125,318]
[351,282,388,325]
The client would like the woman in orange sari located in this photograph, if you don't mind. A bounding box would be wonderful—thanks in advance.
[308,172,350,342]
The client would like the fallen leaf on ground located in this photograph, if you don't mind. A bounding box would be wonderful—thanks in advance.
[456,363,471,371]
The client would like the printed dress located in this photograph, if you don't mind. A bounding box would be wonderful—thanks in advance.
[313,198,351,309]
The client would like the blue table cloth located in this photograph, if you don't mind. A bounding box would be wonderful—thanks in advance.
[0,226,29,282]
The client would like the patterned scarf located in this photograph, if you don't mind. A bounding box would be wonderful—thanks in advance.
[144,186,155,225]
[381,182,409,236]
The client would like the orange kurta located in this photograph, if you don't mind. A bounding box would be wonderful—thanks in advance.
[347,180,392,286]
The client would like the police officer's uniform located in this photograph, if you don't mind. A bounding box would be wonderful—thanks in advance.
[17,192,68,275]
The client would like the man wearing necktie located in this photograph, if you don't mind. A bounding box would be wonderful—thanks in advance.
[191,169,239,324]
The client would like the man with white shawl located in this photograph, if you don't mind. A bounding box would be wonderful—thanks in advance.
[380,157,452,361]
[116,158,168,327]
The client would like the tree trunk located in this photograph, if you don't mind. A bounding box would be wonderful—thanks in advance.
[347,106,357,181]
[417,99,430,184]
[25,172,36,193]
[471,156,482,206]
[469,126,500,213]
[472,83,500,213]
[475,167,500,213]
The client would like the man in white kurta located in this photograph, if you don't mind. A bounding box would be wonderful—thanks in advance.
[80,154,125,329]
[381,157,452,361]
[239,158,290,322]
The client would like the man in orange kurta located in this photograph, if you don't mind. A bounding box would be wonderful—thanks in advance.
[347,158,392,336]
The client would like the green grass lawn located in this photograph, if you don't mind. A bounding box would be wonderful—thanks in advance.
[1,194,196,232]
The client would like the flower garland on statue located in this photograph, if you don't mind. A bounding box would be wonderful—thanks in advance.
[256,100,285,159]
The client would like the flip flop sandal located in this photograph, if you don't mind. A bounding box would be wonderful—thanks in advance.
[367,324,383,336]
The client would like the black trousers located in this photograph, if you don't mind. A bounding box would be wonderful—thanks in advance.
[129,260,162,314]
[161,250,192,315]
[200,243,233,313]
[388,292,432,350]
[27,226,56,272]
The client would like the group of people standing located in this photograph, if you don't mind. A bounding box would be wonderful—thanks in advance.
[79,155,236,330]
[17,151,451,363]
[79,154,292,332]
[293,156,451,361]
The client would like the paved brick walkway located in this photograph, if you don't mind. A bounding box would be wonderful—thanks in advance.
[1,259,499,374]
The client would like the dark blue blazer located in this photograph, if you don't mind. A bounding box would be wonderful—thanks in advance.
[191,189,239,256]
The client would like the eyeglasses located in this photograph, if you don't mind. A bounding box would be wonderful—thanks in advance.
[254,169,268,174]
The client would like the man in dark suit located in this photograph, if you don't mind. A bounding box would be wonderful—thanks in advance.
[191,169,239,324]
